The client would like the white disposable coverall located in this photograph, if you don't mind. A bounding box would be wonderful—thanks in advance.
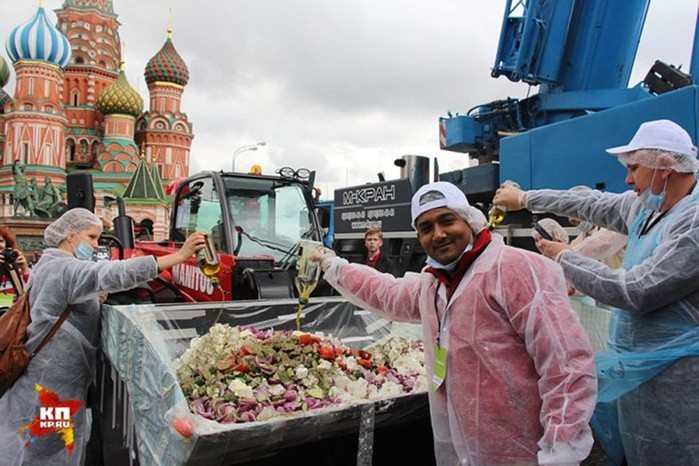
[324,234,597,465]
[526,186,699,465]
[0,248,158,465]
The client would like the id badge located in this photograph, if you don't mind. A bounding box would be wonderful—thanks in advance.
[431,345,447,391]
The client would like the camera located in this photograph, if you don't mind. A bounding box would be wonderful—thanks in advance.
[2,248,19,263]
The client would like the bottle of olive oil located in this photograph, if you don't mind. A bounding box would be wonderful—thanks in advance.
[294,240,322,330]
[197,233,221,288]
[488,205,507,230]
[488,181,520,230]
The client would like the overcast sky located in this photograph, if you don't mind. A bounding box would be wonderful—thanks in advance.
[1,0,697,199]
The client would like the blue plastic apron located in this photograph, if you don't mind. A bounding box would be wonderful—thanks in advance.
[591,189,699,464]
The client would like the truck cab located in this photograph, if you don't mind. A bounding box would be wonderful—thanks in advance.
[132,168,324,303]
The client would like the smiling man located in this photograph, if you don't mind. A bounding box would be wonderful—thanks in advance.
[313,181,597,465]
[493,119,699,465]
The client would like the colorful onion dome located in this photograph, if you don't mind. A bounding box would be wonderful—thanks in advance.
[96,64,144,117]
[5,3,71,69]
[0,88,11,113]
[144,27,189,86]
[0,55,10,87]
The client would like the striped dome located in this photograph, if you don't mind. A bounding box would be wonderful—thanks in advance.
[0,88,10,113]
[5,5,71,69]
[0,55,10,87]
[96,67,144,118]
[144,29,189,86]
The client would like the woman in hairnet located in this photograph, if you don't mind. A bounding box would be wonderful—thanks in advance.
[493,119,699,465]
[313,182,597,466]
[0,208,206,465]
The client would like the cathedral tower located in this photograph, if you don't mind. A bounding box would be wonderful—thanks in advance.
[54,0,122,170]
[137,27,193,181]
[2,1,72,188]
[95,60,143,174]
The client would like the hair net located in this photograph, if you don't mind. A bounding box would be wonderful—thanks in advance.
[411,182,487,233]
[535,218,569,244]
[44,207,102,247]
[607,120,699,173]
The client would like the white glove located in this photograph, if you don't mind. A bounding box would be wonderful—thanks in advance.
[493,181,528,211]
[309,247,337,272]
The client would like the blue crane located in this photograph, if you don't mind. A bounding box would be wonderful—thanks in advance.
[439,0,699,195]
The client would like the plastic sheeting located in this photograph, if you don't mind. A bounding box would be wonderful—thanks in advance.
[100,297,429,466]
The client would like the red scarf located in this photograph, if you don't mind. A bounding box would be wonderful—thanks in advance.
[365,252,381,268]
[425,228,492,299]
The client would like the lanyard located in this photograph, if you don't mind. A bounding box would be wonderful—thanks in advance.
[638,210,668,237]
[433,282,454,347]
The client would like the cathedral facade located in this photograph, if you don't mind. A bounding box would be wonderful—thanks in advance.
[0,0,193,243]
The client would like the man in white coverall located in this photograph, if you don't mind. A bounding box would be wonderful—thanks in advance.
[493,119,699,465]
[313,181,597,465]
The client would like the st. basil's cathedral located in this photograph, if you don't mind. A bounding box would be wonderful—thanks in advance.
[0,0,193,248]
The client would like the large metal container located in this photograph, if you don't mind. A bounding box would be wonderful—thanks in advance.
[92,298,433,466]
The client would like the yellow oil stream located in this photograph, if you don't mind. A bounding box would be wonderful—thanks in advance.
[295,282,317,331]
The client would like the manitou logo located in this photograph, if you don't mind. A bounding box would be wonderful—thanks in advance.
[39,407,71,429]
[342,185,396,205]
[172,264,216,295]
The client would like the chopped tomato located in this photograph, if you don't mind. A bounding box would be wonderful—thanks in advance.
[239,346,251,356]
[233,362,251,373]
[318,345,336,360]
[357,359,372,369]
[298,334,315,346]
[376,365,388,375]
[337,361,348,371]
[358,350,372,360]
[298,334,322,345]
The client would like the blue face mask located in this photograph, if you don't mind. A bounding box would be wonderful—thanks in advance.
[72,240,95,261]
[639,170,668,211]
[425,243,473,271]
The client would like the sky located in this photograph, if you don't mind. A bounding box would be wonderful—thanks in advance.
[1,0,697,200]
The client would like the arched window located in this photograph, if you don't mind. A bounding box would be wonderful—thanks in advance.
[79,140,89,159]
[71,90,80,106]
[66,139,76,161]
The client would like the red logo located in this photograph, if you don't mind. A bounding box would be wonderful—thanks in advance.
[20,384,85,455]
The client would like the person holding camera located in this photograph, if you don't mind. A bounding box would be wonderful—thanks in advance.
[0,225,30,304]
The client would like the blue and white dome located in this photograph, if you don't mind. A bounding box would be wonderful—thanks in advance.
[5,4,71,69]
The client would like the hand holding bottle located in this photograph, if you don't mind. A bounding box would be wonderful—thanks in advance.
[489,181,523,229]
[492,181,527,212]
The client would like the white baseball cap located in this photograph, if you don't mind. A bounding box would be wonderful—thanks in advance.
[606,120,699,173]
[606,119,697,158]
[411,181,487,233]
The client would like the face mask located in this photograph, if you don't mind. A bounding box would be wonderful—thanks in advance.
[72,240,95,261]
[425,243,473,271]
[639,170,668,211]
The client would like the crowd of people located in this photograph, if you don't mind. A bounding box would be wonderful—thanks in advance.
[0,118,697,465]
